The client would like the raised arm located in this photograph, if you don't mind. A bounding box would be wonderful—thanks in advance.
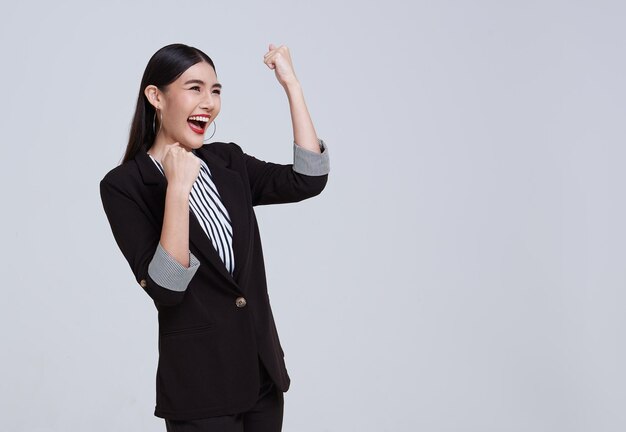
[263,44,325,154]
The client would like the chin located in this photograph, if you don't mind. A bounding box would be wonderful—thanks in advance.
[180,139,204,150]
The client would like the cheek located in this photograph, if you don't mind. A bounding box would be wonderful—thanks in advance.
[168,99,192,123]
[170,93,192,108]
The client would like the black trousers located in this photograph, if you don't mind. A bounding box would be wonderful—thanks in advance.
[164,358,284,432]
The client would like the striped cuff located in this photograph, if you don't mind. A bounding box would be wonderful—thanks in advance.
[293,138,330,176]
[148,243,200,292]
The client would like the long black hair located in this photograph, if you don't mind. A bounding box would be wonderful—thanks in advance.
[122,43,216,164]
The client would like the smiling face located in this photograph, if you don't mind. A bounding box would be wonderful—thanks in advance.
[147,61,222,150]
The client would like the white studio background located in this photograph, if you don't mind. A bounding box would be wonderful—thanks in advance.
[0,1,624,431]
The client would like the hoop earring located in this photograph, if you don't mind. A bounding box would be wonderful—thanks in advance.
[153,110,163,136]
[203,121,217,143]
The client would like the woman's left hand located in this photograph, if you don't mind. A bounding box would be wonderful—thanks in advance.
[263,44,299,88]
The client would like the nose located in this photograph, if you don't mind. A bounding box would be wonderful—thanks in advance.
[200,90,215,111]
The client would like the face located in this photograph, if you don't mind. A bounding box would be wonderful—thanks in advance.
[148,61,221,150]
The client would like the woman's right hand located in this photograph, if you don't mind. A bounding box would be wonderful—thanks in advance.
[161,143,201,193]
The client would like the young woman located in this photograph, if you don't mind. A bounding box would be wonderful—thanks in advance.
[100,43,329,431]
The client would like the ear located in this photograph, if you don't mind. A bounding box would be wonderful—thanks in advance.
[144,85,163,110]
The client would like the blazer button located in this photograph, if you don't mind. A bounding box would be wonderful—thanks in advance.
[140,279,147,288]
[235,297,247,308]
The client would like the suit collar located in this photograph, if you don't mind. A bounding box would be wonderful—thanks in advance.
[134,145,230,185]
[134,149,166,186]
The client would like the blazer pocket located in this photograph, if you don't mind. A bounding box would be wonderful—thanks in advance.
[160,323,216,337]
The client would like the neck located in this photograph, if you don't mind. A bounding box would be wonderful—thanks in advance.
[148,133,192,163]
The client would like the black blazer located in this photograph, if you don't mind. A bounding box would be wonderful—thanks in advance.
[99,142,328,420]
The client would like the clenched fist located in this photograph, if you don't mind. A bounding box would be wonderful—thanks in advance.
[263,43,299,88]
[161,143,201,193]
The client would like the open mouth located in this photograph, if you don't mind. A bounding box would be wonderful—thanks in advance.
[187,115,210,134]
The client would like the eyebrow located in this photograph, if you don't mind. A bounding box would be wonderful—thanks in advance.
[184,79,222,89]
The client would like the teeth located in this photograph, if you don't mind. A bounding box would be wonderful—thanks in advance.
[188,116,209,122]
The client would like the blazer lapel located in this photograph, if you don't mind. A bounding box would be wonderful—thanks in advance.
[134,151,167,224]
[194,146,252,286]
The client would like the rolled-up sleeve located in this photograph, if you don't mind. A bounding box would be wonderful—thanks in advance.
[293,138,330,176]
[148,242,200,292]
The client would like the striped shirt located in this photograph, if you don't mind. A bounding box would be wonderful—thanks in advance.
[148,153,235,275]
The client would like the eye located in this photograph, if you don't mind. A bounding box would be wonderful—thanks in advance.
[213,89,221,95]
[190,86,201,92]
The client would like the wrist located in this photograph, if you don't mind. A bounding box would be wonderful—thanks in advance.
[283,80,301,94]
[167,183,192,198]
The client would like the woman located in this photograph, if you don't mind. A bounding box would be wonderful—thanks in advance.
[99,43,329,431]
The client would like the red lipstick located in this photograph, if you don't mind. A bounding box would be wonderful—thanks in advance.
[187,114,210,134]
